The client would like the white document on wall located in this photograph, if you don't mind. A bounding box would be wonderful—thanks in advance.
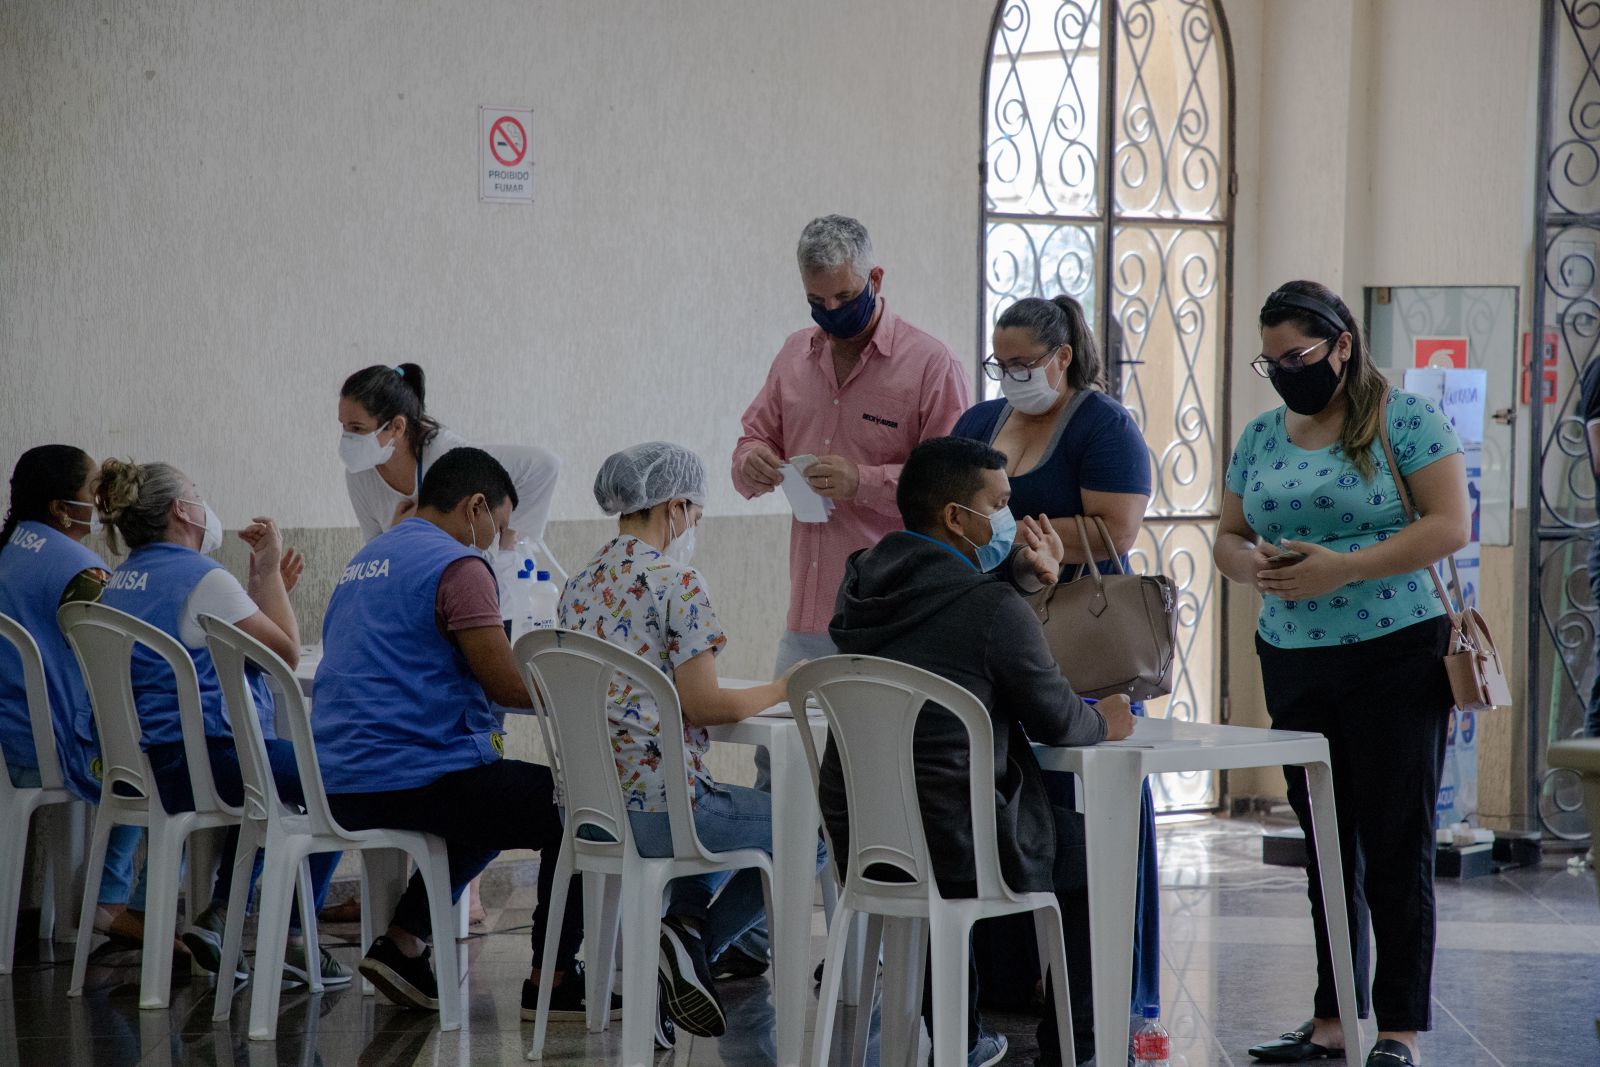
[779,463,833,524]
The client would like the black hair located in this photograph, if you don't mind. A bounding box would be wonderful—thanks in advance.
[1259,280,1385,479]
[996,294,1102,390]
[340,363,441,461]
[417,446,519,514]
[2,445,93,555]
[897,437,1008,533]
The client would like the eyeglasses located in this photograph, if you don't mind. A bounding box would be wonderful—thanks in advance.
[1251,338,1331,378]
[981,351,1055,382]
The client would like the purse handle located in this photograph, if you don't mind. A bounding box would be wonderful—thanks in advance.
[1373,396,1470,648]
[1065,515,1123,617]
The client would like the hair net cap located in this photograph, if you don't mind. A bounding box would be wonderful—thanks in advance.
[593,442,708,515]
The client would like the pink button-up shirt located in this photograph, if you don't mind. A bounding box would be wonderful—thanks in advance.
[732,301,971,633]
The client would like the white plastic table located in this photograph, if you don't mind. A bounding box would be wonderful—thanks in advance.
[707,704,832,1067]
[1031,716,1362,1067]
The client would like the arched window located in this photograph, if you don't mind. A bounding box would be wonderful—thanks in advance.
[982,0,1234,809]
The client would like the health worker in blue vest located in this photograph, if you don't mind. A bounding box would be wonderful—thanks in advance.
[0,445,149,946]
[314,446,582,1017]
[95,458,347,987]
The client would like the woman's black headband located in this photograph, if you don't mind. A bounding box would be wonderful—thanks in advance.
[1262,290,1349,337]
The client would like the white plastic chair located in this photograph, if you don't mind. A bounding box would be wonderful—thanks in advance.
[0,611,89,973]
[515,628,776,1067]
[787,655,1075,1067]
[199,613,464,1037]
[198,615,326,1037]
[57,601,243,1010]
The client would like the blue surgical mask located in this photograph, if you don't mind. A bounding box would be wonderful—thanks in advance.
[955,503,1016,572]
[809,280,877,338]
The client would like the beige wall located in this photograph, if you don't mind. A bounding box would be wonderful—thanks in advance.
[4,2,1547,810]
[1,0,1002,688]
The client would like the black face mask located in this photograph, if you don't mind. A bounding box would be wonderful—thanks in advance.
[1270,355,1343,415]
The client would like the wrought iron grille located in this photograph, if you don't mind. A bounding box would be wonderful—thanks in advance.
[1529,0,1600,839]
[982,0,1234,810]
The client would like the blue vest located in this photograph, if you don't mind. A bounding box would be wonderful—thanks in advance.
[0,521,107,800]
[99,542,274,749]
[314,518,501,793]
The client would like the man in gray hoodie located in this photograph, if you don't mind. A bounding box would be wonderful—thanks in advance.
[819,435,1134,1067]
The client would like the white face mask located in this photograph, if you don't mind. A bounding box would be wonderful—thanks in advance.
[999,355,1063,415]
[61,499,102,536]
[469,502,499,562]
[179,498,223,555]
[666,501,697,564]
[338,422,396,473]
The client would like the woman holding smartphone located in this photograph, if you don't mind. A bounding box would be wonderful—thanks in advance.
[1215,282,1469,1067]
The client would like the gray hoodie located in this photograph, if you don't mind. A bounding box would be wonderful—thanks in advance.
[819,531,1105,896]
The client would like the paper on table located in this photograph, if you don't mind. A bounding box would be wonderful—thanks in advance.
[779,463,833,524]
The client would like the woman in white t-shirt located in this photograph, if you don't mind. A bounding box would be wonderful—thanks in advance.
[335,362,562,924]
[337,363,561,551]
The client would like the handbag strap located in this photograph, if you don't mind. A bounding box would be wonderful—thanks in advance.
[1373,398,1467,638]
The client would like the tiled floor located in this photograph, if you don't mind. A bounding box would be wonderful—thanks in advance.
[2,816,1596,1066]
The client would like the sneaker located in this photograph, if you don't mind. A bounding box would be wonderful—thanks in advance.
[656,916,726,1037]
[710,943,769,980]
[181,903,227,974]
[282,942,353,988]
[358,935,439,1011]
[519,961,622,1021]
[180,904,247,980]
[970,1024,1008,1067]
[656,997,676,1050]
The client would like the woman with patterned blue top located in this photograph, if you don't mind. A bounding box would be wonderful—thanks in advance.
[952,294,1157,1063]
[1216,282,1469,1067]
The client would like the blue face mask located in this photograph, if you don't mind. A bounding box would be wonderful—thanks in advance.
[955,503,1017,572]
[809,280,877,338]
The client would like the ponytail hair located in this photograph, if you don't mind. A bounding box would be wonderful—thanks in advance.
[95,458,187,553]
[340,363,441,461]
[996,295,1103,390]
[1,445,93,555]
[1259,280,1386,481]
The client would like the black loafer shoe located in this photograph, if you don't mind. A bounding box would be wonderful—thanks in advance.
[1248,1020,1341,1062]
[1365,1039,1416,1066]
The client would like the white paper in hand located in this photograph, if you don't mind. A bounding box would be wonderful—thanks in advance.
[779,463,834,524]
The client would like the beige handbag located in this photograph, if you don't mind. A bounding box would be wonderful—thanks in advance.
[1030,515,1178,701]
[1376,415,1512,712]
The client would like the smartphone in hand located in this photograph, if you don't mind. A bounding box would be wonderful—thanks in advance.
[1267,543,1305,567]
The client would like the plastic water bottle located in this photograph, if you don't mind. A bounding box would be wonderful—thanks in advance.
[529,569,559,630]
[1132,1005,1170,1066]
[497,538,535,621]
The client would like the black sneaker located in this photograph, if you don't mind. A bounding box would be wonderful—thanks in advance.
[358,936,439,1011]
[710,943,769,980]
[656,916,725,1037]
[519,961,622,1022]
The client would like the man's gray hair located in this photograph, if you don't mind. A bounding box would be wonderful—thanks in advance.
[796,215,875,280]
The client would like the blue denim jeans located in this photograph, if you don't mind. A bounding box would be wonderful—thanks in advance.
[145,738,337,930]
[603,782,823,962]
[7,761,144,907]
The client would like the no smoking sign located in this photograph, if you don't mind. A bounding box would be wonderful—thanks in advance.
[480,106,533,203]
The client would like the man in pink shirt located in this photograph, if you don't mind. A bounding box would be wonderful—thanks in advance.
[719,216,969,975]
[734,215,971,673]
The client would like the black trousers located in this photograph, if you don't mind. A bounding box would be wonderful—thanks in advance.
[917,803,1096,1065]
[1256,615,1453,1033]
[329,758,583,973]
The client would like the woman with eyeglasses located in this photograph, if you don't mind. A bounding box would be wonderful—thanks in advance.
[952,294,1157,1066]
[1215,281,1469,1067]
